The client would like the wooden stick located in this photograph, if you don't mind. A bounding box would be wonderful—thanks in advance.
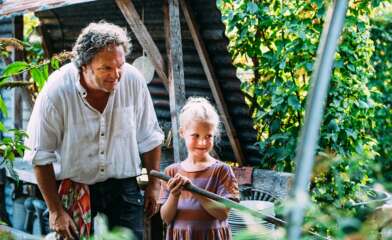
[150,170,329,240]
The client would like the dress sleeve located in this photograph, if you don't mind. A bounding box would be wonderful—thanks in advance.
[24,94,63,166]
[216,164,240,202]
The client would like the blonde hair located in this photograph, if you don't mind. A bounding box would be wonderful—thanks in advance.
[179,97,221,137]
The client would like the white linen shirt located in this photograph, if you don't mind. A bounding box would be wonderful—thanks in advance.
[24,62,164,184]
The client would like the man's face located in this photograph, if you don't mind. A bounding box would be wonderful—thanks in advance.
[83,45,125,92]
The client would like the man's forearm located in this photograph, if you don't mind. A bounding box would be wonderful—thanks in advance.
[142,146,161,184]
[34,164,63,213]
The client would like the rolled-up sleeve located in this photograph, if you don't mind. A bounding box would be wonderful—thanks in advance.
[24,94,63,166]
[135,83,164,154]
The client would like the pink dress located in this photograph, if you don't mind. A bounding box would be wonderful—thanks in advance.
[159,161,240,240]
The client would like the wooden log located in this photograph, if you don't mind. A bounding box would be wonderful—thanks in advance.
[163,0,187,162]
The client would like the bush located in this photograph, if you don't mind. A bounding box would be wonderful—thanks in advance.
[218,1,391,238]
[369,4,392,190]
[219,0,378,172]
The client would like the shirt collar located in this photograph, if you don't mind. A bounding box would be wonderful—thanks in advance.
[73,62,88,98]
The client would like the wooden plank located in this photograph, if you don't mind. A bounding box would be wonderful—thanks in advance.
[163,0,187,163]
[12,15,23,130]
[252,169,294,198]
[0,0,95,16]
[38,22,53,58]
[115,0,169,90]
[180,0,245,166]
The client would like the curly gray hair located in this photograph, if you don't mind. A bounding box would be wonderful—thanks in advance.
[72,21,131,68]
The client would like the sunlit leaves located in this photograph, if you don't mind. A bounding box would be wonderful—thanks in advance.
[220,1,390,237]
[1,61,29,81]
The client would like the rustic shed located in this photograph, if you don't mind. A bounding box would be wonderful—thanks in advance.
[0,0,262,165]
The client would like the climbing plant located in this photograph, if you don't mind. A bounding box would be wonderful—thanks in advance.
[219,0,379,172]
[0,14,71,180]
[219,0,391,238]
[369,4,392,190]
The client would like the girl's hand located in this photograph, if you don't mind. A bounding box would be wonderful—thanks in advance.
[167,173,190,197]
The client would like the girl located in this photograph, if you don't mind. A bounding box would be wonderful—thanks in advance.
[159,97,240,240]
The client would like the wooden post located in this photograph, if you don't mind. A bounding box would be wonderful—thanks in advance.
[38,22,53,59]
[180,0,245,166]
[12,15,24,130]
[163,0,187,163]
[115,0,169,90]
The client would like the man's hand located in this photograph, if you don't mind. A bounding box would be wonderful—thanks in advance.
[144,180,160,218]
[49,209,79,240]
[141,146,162,218]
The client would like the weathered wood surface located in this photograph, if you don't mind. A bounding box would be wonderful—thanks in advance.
[12,15,24,130]
[252,169,294,198]
[180,0,245,166]
[115,0,169,90]
[163,0,187,162]
[0,0,95,16]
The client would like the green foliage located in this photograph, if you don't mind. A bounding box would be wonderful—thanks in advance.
[0,128,29,181]
[0,230,15,240]
[89,214,135,240]
[306,151,382,238]
[0,14,70,180]
[218,0,392,238]
[369,4,392,190]
[311,151,372,208]
[219,0,378,173]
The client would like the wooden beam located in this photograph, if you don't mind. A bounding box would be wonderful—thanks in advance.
[38,21,53,59]
[0,0,95,16]
[12,15,24,130]
[163,0,187,163]
[115,0,169,90]
[180,0,245,166]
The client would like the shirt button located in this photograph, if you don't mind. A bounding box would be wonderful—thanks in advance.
[100,133,104,137]
[100,151,104,155]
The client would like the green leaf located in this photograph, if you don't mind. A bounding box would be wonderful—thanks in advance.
[288,95,301,110]
[269,133,289,141]
[279,59,286,69]
[358,100,369,109]
[0,122,5,132]
[272,95,284,107]
[1,61,29,80]
[270,119,281,133]
[334,60,344,69]
[246,2,258,14]
[30,66,48,90]
[51,58,60,69]
[305,62,313,71]
[0,97,8,117]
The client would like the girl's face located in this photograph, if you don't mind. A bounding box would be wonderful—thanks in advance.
[181,121,215,161]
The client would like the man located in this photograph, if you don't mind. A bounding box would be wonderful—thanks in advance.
[24,22,164,240]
